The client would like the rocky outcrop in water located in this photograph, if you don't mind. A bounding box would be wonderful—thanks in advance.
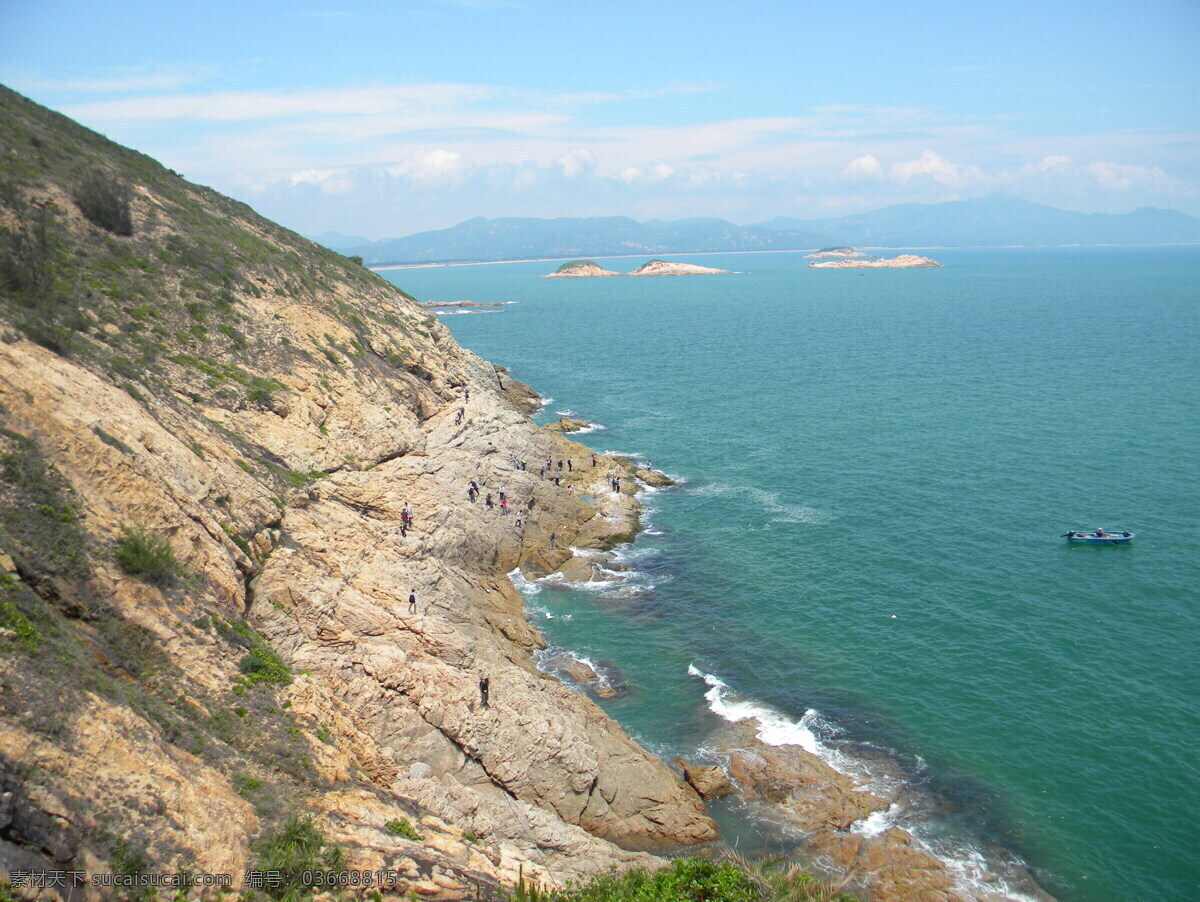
[542,260,621,277]
[807,254,941,268]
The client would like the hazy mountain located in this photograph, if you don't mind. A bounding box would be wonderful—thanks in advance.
[752,195,1200,247]
[347,216,830,265]
[309,229,372,252]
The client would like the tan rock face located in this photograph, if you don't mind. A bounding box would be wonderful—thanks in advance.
[671,758,734,799]
[0,280,711,892]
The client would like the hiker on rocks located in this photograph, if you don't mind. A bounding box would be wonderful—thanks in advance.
[468,480,478,503]
[515,513,523,529]
[479,676,490,708]
[408,589,417,613]
[500,496,508,516]
[402,502,414,529]
[567,483,575,494]
[455,408,464,425]
[591,454,597,468]
[539,465,546,478]
[499,485,506,503]
[464,387,470,402]
[485,493,494,510]
[549,532,557,550]
[567,458,572,472]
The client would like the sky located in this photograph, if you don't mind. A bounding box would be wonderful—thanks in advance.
[3,0,1199,239]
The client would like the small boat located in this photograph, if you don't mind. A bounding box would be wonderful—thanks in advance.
[1063,530,1134,544]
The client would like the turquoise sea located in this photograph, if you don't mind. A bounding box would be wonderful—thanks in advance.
[381,247,1200,901]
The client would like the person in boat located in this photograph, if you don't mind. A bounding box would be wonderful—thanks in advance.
[1122,531,1131,537]
[1094,528,1105,537]
[1066,530,1077,538]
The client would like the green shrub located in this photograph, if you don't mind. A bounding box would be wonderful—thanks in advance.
[383,817,421,840]
[74,170,133,236]
[552,858,763,902]
[113,525,178,584]
[253,815,346,901]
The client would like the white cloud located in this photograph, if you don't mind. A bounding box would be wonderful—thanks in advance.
[843,154,884,178]
[1085,160,1175,191]
[889,150,961,184]
[554,147,597,178]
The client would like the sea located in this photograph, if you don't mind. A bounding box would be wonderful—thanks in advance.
[379,247,1200,902]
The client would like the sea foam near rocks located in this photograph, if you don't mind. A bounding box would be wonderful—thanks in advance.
[687,666,856,774]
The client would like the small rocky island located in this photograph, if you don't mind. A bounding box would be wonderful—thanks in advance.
[544,260,622,277]
[420,300,505,310]
[804,247,870,259]
[807,253,941,268]
[543,259,730,277]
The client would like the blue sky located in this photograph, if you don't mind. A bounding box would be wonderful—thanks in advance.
[3,0,1198,238]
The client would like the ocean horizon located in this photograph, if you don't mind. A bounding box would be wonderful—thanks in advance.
[381,245,1200,901]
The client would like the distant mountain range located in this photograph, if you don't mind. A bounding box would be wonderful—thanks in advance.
[318,196,1200,265]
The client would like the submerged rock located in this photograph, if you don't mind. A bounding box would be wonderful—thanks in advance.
[671,758,735,799]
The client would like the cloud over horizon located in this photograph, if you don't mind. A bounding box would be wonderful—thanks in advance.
[23,79,1189,238]
[4,0,1197,237]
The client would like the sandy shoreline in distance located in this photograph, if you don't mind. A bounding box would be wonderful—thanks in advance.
[365,244,1094,272]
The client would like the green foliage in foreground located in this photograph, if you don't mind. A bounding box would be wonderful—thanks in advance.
[112,524,179,584]
[507,857,858,902]
[253,815,346,902]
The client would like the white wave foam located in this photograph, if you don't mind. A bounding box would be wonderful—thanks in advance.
[851,803,902,838]
[433,309,501,315]
[689,482,830,525]
[507,567,542,596]
[687,666,852,772]
[572,422,607,434]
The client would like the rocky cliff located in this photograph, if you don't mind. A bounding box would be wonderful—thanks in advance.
[0,86,714,899]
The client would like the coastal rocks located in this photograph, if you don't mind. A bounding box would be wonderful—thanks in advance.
[807,254,941,268]
[708,721,973,901]
[544,416,589,434]
[540,653,629,700]
[671,758,734,799]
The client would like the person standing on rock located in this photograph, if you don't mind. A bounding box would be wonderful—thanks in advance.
[515,512,523,529]
[567,458,572,472]
[499,485,506,503]
[479,676,490,708]
[485,493,494,510]
[500,496,508,516]
[468,481,478,503]
[549,532,557,550]
[408,589,417,613]
[591,454,597,468]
